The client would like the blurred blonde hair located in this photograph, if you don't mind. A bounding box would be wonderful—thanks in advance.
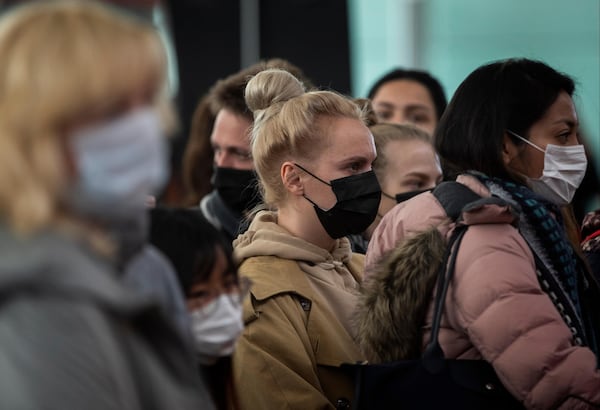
[0,0,170,235]
[245,68,369,206]
[370,123,433,182]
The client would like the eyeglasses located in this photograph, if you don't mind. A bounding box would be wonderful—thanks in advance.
[188,276,253,317]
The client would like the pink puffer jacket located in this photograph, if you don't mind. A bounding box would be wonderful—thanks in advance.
[364,174,600,409]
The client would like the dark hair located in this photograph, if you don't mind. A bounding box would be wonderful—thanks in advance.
[367,68,447,120]
[435,58,575,181]
[148,206,241,410]
[148,206,237,296]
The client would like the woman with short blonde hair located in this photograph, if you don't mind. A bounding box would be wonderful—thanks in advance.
[0,0,171,236]
[0,1,209,408]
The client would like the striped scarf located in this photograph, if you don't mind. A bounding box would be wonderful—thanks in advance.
[472,172,590,347]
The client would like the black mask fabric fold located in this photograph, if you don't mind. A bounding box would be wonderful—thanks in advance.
[212,167,261,214]
[297,164,382,239]
[393,188,432,204]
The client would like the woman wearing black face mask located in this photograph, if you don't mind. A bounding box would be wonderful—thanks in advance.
[231,68,379,409]
[348,120,442,254]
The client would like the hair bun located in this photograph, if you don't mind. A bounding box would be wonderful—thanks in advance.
[245,68,305,113]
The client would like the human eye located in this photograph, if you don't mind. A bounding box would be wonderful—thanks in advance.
[187,289,213,308]
[556,130,576,145]
[403,179,424,190]
[232,148,252,161]
[348,159,370,174]
[407,111,432,125]
[375,109,393,121]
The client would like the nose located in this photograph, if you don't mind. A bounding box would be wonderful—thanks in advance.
[390,111,405,125]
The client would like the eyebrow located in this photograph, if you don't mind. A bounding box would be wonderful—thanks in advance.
[551,118,578,127]
[404,105,433,112]
[340,155,372,166]
[373,101,395,109]
[373,101,432,112]
[404,171,438,179]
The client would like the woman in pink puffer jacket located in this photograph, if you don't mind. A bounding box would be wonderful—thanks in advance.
[357,58,600,409]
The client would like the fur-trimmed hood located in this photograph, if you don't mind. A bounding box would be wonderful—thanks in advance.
[355,176,519,364]
[354,227,446,362]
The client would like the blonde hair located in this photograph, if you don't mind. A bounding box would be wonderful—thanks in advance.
[245,68,368,205]
[0,0,169,234]
[370,123,433,182]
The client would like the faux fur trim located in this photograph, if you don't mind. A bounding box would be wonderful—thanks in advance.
[354,227,446,363]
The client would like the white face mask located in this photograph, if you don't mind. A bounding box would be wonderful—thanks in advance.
[190,294,244,365]
[67,107,169,222]
[508,130,587,205]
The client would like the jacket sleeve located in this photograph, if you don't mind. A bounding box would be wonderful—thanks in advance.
[450,223,600,409]
[233,293,335,410]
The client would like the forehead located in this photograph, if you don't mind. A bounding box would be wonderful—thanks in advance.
[314,116,376,160]
[210,108,253,147]
[381,140,441,183]
[383,139,437,170]
[372,79,435,108]
[533,91,577,129]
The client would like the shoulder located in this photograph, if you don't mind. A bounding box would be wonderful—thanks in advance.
[366,191,447,274]
[122,245,184,304]
[240,256,312,301]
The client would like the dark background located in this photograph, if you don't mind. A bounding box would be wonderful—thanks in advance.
[1,0,352,204]
[164,0,352,203]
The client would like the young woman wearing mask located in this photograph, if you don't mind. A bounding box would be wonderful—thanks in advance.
[349,121,442,253]
[361,58,600,408]
[232,68,380,409]
[0,1,209,408]
[149,207,249,410]
[367,67,447,135]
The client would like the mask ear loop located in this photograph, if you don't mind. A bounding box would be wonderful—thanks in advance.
[506,130,545,153]
[293,163,331,186]
[293,163,334,211]
[381,191,395,201]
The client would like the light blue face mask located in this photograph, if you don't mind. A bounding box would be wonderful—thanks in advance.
[66,107,169,223]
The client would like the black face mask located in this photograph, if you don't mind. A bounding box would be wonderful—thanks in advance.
[383,188,433,204]
[212,167,261,214]
[295,163,381,239]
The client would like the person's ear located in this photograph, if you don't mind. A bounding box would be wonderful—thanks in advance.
[502,132,518,166]
[281,161,303,196]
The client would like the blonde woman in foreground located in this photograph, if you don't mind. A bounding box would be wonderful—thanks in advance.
[232,68,381,409]
[0,1,211,409]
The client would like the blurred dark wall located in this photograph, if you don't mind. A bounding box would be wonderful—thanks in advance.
[259,0,352,94]
[163,0,351,204]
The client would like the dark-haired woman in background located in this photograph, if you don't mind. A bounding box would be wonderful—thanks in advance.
[149,207,248,410]
[366,67,447,135]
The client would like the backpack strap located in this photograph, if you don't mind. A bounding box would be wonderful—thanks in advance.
[422,181,482,372]
[431,181,482,220]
